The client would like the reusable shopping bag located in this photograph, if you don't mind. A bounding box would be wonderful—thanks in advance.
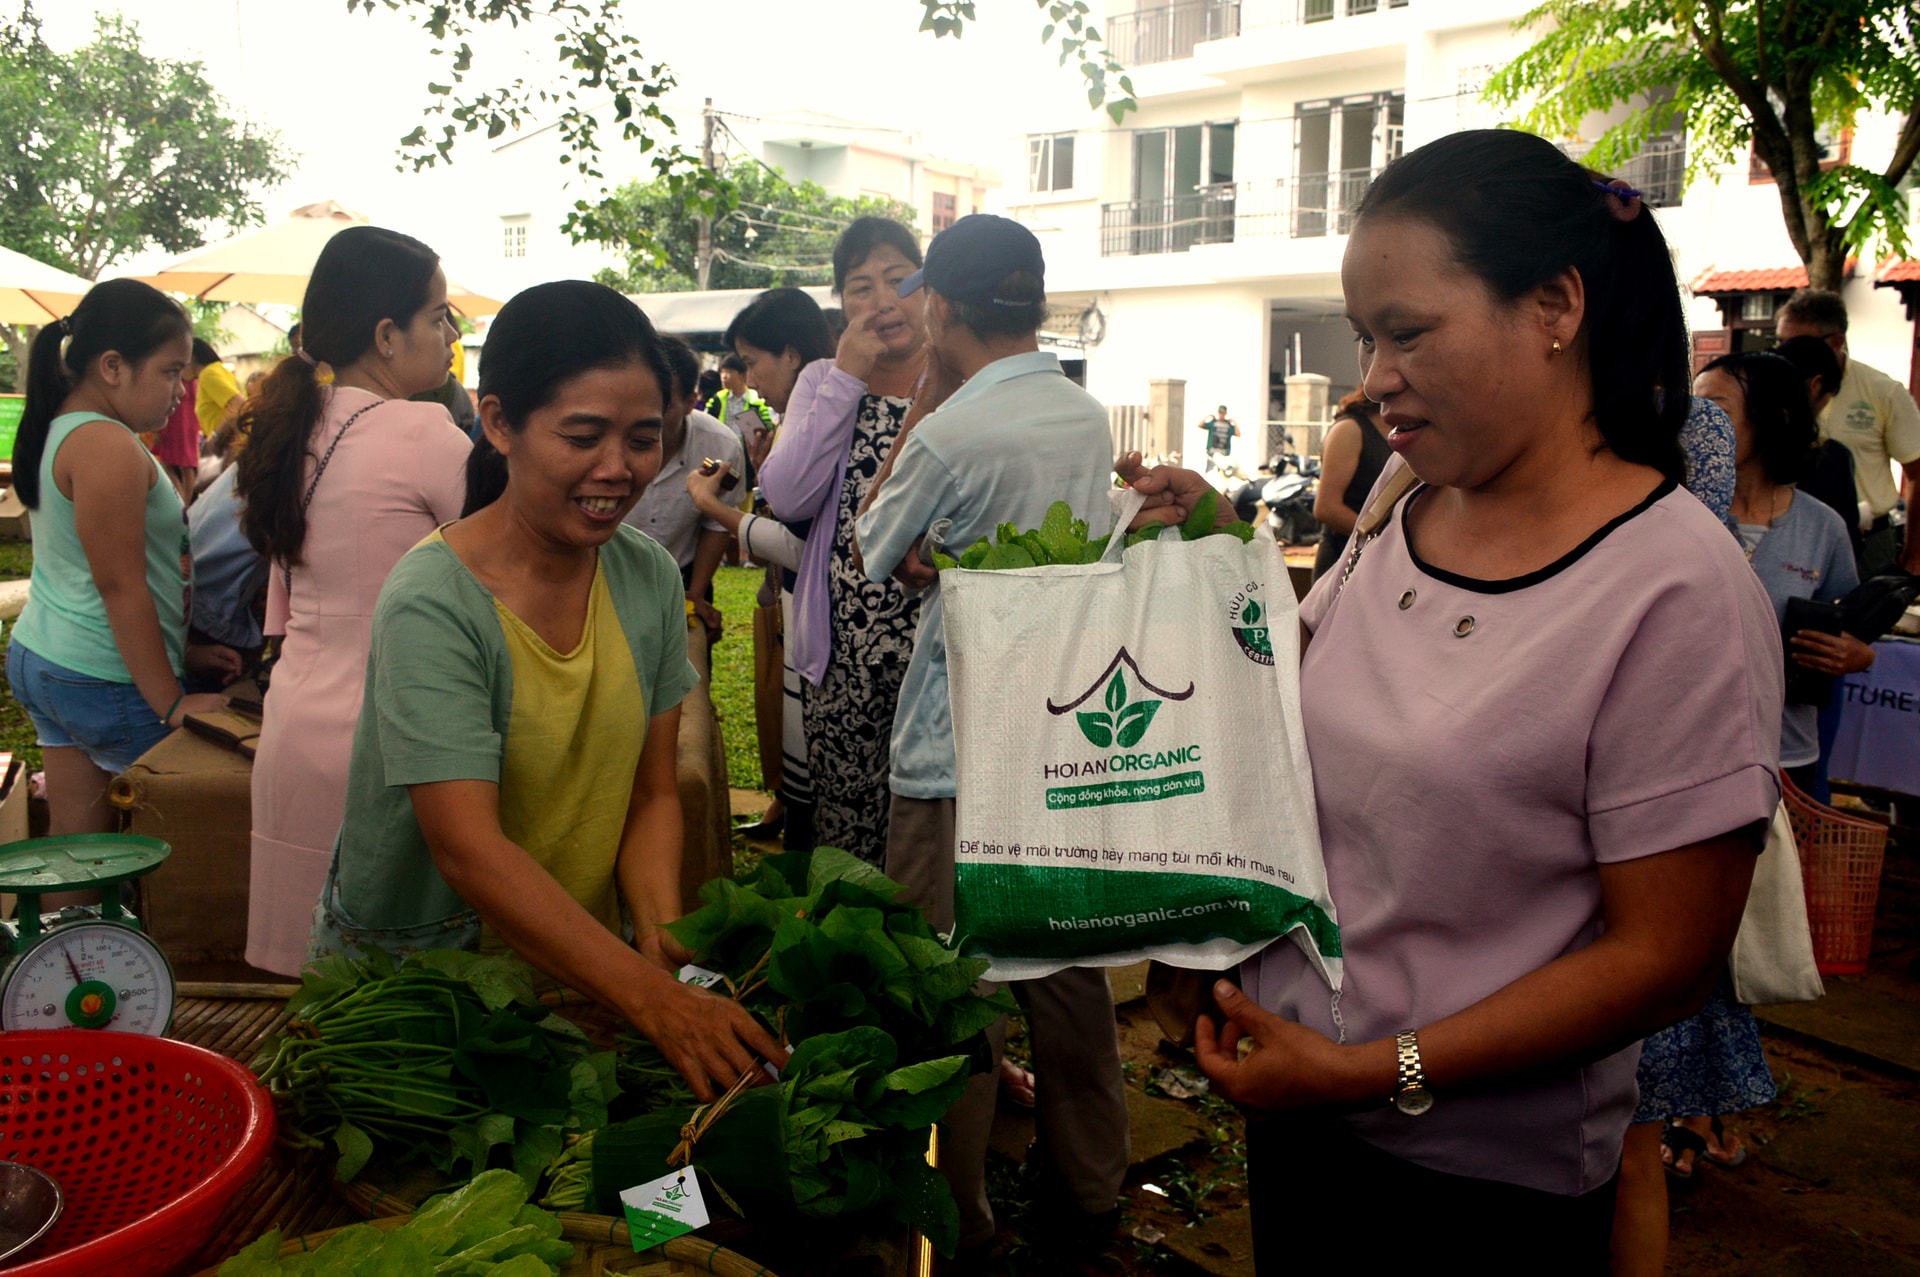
[1729,802,1824,1006]
[942,490,1342,987]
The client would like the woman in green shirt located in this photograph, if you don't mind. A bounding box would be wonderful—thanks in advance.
[314,281,785,1100]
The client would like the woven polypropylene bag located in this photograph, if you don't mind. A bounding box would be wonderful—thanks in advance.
[943,501,1341,989]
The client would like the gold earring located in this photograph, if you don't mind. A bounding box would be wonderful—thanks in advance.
[1551,338,1562,356]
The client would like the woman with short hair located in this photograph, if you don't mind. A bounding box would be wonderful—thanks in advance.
[756,219,929,865]
[236,225,470,976]
[313,280,784,1100]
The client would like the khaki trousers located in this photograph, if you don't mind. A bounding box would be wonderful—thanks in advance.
[884,793,1130,1247]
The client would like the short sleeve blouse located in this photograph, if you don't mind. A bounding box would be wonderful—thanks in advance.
[1242,471,1783,1196]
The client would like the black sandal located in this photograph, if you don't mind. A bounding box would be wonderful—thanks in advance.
[1662,1120,1708,1184]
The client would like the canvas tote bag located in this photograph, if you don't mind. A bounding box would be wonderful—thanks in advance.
[942,488,1342,990]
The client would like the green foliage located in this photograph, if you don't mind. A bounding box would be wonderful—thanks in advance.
[0,7,292,280]
[1488,0,1918,284]
[708,564,765,792]
[253,949,619,1187]
[946,499,1253,572]
[219,1170,573,1276]
[366,0,1133,245]
[588,164,916,295]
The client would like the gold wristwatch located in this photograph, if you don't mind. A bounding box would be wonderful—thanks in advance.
[1391,1029,1434,1116]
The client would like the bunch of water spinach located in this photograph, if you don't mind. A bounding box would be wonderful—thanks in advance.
[934,492,1253,572]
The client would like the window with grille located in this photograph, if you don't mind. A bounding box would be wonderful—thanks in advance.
[932,193,957,233]
[502,221,528,258]
[1028,134,1076,193]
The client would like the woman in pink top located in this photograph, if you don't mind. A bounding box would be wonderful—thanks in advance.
[234,226,470,975]
[1128,131,1782,1273]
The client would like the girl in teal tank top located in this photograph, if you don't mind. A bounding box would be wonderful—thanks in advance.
[5,279,230,842]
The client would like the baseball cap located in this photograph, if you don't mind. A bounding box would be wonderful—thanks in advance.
[898,214,1045,305]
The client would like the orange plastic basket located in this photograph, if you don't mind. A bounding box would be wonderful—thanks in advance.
[0,1031,276,1276]
[1782,776,1889,976]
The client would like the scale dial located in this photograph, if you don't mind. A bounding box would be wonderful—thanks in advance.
[0,920,175,1034]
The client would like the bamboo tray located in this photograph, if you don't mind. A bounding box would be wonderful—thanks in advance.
[187,1212,775,1276]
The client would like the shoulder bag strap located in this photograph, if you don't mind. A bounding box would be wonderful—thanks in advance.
[1337,458,1420,587]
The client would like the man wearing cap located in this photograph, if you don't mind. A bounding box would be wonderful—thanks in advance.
[855,214,1129,1258]
[1201,404,1239,462]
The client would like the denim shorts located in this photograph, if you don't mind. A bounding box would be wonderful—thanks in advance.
[6,641,172,773]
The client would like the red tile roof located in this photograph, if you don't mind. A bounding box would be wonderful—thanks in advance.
[1876,259,1920,285]
[1691,259,1859,294]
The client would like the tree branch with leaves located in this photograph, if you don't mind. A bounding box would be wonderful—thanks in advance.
[1488,0,1917,291]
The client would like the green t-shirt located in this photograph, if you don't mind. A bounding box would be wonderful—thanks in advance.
[320,525,700,947]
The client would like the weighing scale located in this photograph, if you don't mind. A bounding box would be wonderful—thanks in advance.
[0,834,175,1034]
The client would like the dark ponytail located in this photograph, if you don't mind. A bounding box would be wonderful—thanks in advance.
[235,225,439,564]
[15,279,190,509]
[464,280,674,516]
[1356,129,1690,481]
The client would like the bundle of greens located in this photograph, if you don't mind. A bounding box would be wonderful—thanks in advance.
[571,1027,970,1256]
[934,493,1254,571]
[658,846,1011,1070]
[253,949,618,1186]
[219,1170,572,1276]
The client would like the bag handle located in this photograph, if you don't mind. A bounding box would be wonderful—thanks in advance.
[1102,486,1151,563]
[1337,458,1420,586]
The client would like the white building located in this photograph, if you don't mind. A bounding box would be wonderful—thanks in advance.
[1000,0,1920,468]
[449,105,998,303]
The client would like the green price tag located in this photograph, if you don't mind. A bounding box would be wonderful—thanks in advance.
[620,1167,709,1252]
[0,397,23,462]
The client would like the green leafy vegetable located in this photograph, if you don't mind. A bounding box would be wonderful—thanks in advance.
[219,1171,573,1276]
[941,498,1254,570]
[253,952,618,1187]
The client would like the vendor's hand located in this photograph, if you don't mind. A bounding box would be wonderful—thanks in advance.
[165,692,231,728]
[1115,452,1227,530]
[1194,981,1384,1112]
[890,537,939,592]
[184,643,246,686]
[834,315,889,384]
[691,599,723,645]
[632,977,790,1103]
[637,928,694,974]
[686,463,735,519]
[1790,629,1875,677]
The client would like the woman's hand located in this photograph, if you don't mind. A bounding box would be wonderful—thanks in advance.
[685,463,735,520]
[1115,452,1231,530]
[166,692,232,728]
[184,643,245,687]
[1790,629,1876,677]
[629,977,791,1103]
[834,315,889,384]
[1193,982,1389,1112]
[637,927,694,974]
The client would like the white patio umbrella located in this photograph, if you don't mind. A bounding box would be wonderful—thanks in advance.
[0,245,96,326]
[129,200,505,317]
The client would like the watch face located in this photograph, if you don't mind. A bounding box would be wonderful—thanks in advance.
[1394,1086,1434,1117]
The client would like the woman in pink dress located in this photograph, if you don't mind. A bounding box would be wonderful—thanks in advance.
[234,226,470,975]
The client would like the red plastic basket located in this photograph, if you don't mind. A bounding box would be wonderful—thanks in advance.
[0,1031,276,1276]
[1782,776,1890,976]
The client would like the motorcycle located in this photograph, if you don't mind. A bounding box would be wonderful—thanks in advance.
[1206,462,1266,527]
[1261,452,1322,546]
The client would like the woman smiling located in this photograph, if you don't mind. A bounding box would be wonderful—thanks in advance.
[311,281,785,1101]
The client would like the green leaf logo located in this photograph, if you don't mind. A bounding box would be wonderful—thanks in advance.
[1076,711,1114,748]
[1243,598,1262,626]
[1077,669,1164,748]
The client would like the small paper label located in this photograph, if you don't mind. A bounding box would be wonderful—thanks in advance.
[621,1167,709,1252]
[677,964,726,989]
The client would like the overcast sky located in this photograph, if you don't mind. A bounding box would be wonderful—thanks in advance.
[47,0,1094,270]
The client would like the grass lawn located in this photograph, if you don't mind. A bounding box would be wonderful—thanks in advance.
[0,539,36,770]
[709,564,768,795]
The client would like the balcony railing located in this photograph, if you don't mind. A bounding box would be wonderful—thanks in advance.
[1105,0,1241,65]
[1564,138,1689,208]
[1099,168,1381,256]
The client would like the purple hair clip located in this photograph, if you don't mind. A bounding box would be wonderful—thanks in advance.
[1593,178,1645,221]
[1593,178,1644,201]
